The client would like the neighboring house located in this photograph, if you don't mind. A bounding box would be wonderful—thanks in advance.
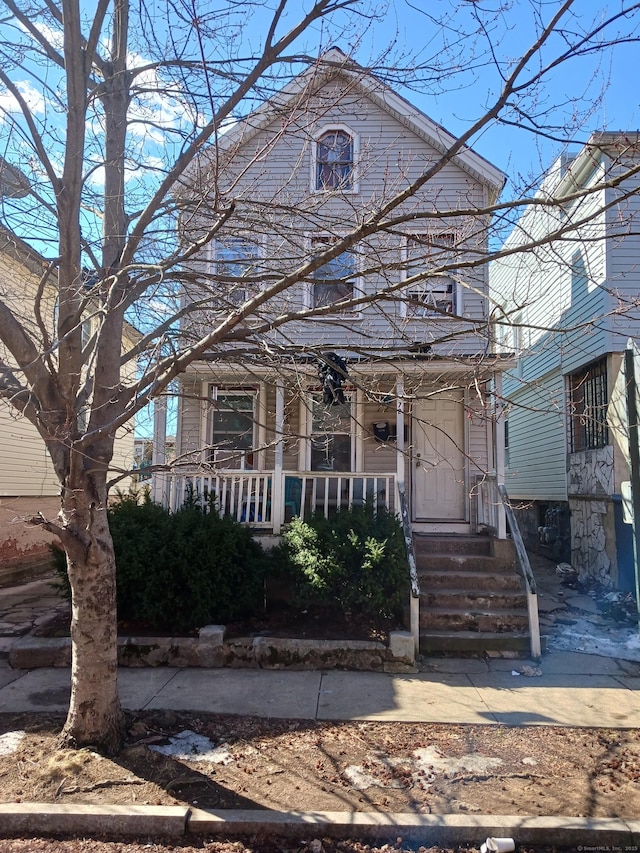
[157,50,510,542]
[0,227,136,578]
[490,132,640,590]
[134,436,175,482]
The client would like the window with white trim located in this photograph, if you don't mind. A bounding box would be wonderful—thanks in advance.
[213,238,261,306]
[309,392,353,472]
[315,129,354,191]
[404,233,457,316]
[208,388,256,469]
[311,236,357,311]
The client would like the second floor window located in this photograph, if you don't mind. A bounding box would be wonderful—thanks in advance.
[311,237,356,310]
[568,358,609,452]
[316,129,354,190]
[213,238,261,306]
[404,233,456,316]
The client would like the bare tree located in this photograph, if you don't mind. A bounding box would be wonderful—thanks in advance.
[0,0,639,752]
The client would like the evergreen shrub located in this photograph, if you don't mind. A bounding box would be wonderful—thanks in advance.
[273,502,409,621]
[53,491,267,633]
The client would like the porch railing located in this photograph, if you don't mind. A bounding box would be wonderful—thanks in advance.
[162,469,398,532]
[398,484,420,654]
[476,475,541,660]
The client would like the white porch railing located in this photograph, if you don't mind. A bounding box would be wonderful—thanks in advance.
[163,469,398,533]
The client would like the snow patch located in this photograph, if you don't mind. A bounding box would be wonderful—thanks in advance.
[0,730,25,756]
[343,745,503,791]
[548,616,640,661]
[413,745,504,778]
[149,730,233,763]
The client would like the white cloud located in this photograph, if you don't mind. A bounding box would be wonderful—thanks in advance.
[0,80,46,115]
[17,19,64,50]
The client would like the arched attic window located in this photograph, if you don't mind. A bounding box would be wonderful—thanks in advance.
[315,128,356,191]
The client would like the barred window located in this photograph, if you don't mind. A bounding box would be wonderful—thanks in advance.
[568,358,609,452]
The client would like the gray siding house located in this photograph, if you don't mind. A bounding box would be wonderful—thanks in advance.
[150,52,552,657]
[155,50,510,542]
[490,133,640,590]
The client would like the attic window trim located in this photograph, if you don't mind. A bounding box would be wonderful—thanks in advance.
[311,124,360,194]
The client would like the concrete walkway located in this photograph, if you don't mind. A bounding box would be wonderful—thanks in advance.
[1,650,639,726]
[1,561,639,727]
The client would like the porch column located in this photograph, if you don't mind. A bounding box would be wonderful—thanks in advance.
[396,377,405,490]
[151,395,167,506]
[272,379,285,534]
[494,371,507,539]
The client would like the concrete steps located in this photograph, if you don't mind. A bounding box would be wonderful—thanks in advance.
[416,534,538,657]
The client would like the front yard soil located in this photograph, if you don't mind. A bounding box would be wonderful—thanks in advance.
[1,711,639,819]
[37,602,400,642]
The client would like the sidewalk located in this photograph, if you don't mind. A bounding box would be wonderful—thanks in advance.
[1,559,639,727]
[1,652,640,726]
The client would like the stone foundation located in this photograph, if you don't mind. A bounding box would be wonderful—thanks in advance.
[567,447,616,586]
[9,628,416,672]
[568,497,616,586]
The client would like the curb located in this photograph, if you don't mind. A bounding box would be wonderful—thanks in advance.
[0,804,189,837]
[0,805,639,845]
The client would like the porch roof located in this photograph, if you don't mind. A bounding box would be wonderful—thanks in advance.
[182,352,516,384]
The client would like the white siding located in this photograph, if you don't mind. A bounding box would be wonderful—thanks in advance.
[0,408,60,496]
[489,145,640,503]
[605,164,640,345]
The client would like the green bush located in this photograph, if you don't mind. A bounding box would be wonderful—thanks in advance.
[53,491,267,633]
[273,502,409,621]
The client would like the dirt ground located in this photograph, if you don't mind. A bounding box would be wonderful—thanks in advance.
[0,838,574,853]
[1,710,640,819]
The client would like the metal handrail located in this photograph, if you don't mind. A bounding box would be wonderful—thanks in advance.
[496,482,541,659]
[398,484,420,653]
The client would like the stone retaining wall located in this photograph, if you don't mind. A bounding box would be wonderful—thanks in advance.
[9,628,416,672]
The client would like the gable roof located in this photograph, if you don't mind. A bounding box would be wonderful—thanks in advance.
[201,48,505,202]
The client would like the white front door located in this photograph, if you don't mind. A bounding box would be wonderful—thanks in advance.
[412,392,466,521]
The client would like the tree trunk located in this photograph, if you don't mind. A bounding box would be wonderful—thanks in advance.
[58,470,123,754]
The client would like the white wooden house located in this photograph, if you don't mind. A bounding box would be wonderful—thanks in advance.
[151,51,550,656]
[155,50,510,540]
[490,132,640,590]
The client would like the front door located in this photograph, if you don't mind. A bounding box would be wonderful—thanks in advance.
[412,392,466,521]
